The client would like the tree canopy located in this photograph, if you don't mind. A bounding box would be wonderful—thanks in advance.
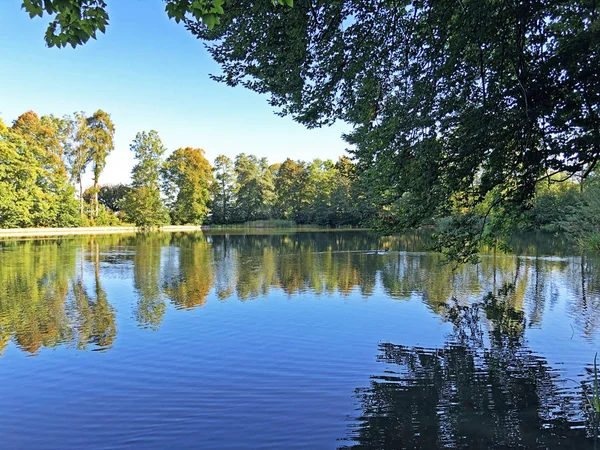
[188,0,600,261]
[23,0,600,260]
[21,0,293,48]
[124,130,170,227]
[0,114,80,228]
[162,147,213,225]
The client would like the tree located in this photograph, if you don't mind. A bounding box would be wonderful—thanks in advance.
[305,159,337,225]
[93,183,130,213]
[68,112,91,217]
[331,156,373,227]
[2,113,80,228]
[233,153,274,222]
[123,130,169,227]
[190,0,599,262]
[210,155,236,224]
[85,110,115,219]
[274,158,309,221]
[22,0,292,48]
[161,147,213,225]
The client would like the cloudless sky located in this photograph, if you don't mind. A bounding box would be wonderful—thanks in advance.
[0,1,350,186]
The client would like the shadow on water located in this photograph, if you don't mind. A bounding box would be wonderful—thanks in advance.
[339,289,599,449]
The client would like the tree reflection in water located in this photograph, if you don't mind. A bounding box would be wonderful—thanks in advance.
[339,290,596,450]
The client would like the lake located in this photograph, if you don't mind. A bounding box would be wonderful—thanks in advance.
[0,230,599,449]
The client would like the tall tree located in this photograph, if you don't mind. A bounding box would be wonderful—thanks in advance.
[69,112,91,217]
[305,159,337,225]
[211,155,236,224]
[6,112,80,227]
[85,110,115,219]
[274,158,309,221]
[124,130,169,227]
[233,153,274,222]
[161,147,213,225]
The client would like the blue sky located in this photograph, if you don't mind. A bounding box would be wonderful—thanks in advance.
[0,1,350,186]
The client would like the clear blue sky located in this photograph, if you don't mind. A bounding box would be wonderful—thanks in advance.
[0,1,350,186]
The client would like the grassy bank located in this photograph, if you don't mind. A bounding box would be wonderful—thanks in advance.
[0,225,205,239]
[0,222,366,239]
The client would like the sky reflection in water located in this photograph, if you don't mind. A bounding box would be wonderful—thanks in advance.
[0,230,598,449]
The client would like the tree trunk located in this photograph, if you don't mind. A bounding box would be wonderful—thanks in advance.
[94,185,99,219]
[222,179,226,223]
[79,179,83,217]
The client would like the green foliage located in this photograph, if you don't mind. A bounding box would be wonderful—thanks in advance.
[274,158,309,220]
[0,114,80,228]
[97,184,130,212]
[185,0,600,262]
[526,174,600,249]
[123,186,170,228]
[205,154,371,227]
[272,156,371,227]
[22,0,109,48]
[61,109,114,221]
[583,233,600,252]
[162,147,213,225]
[527,176,582,232]
[210,155,236,224]
[124,131,170,228]
[233,153,275,222]
[24,0,293,47]
[86,110,115,219]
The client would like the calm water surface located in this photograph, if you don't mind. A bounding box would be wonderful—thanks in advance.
[0,230,599,449]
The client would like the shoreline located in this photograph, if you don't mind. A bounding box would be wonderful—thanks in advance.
[0,225,206,239]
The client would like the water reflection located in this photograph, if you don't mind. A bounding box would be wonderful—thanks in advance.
[0,238,116,354]
[340,293,595,449]
[0,231,599,354]
[0,231,599,448]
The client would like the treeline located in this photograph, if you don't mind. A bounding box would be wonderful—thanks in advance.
[526,176,600,250]
[430,173,600,255]
[1,110,598,250]
[0,110,372,229]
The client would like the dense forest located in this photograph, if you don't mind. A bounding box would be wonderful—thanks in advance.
[1,109,599,250]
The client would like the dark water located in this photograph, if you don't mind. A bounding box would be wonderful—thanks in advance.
[0,230,599,449]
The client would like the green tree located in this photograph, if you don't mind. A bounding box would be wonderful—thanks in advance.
[0,119,39,227]
[85,110,115,220]
[124,130,169,227]
[190,0,600,261]
[331,156,372,227]
[161,147,213,225]
[3,113,80,228]
[233,153,274,222]
[210,154,236,224]
[97,183,131,213]
[274,158,309,221]
[304,159,337,225]
[68,112,91,217]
